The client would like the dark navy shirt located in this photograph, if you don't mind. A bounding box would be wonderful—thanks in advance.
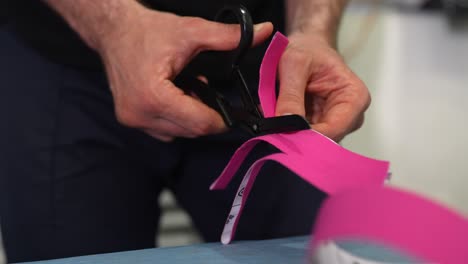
[4,0,285,84]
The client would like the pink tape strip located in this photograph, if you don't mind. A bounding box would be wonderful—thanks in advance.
[311,187,468,263]
[211,32,389,244]
[210,130,389,194]
[258,32,288,117]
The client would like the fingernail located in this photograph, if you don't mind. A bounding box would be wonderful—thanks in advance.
[281,113,294,116]
[254,23,265,32]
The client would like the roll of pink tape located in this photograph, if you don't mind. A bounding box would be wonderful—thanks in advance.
[311,186,468,263]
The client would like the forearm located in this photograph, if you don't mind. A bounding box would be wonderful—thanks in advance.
[285,0,349,47]
[44,0,142,51]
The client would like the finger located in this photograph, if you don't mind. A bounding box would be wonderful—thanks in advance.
[312,85,370,142]
[196,75,208,84]
[311,103,366,142]
[275,50,309,116]
[143,117,198,139]
[161,81,227,136]
[118,104,200,138]
[143,130,174,142]
[352,114,365,133]
[194,21,273,51]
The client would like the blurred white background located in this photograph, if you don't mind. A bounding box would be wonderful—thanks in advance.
[340,1,468,215]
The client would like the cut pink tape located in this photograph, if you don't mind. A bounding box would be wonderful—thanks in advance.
[258,32,288,117]
[213,146,389,244]
[311,186,468,263]
[211,32,389,244]
[210,130,389,194]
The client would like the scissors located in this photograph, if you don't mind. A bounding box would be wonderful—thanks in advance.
[175,5,310,136]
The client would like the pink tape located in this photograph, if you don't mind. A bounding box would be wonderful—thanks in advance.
[211,32,389,245]
[311,187,468,263]
[210,131,388,244]
[210,131,389,194]
[213,31,468,263]
[258,32,288,117]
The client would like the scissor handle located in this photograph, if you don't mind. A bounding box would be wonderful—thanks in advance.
[214,5,254,68]
[214,5,262,119]
[175,6,257,130]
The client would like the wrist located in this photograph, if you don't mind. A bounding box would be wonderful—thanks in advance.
[90,1,145,53]
[288,26,337,49]
[287,27,338,51]
[285,1,348,49]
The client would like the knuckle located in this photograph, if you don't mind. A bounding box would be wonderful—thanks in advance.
[115,106,140,127]
[182,17,206,35]
[365,84,371,97]
[184,17,205,27]
[342,78,371,109]
[356,115,365,129]
[351,79,372,110]
[140,95,162,115]
[192,123,212,136]
[349,115,365,135]
[115,93,164,127]
[192,121,218,136]
[363,87,372,109]
[281,91,303,105]
[154,88,176,117]
[153,53,177,77]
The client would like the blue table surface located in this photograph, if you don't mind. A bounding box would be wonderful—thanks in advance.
[20,236,416,264]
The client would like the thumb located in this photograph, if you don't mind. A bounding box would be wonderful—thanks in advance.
[196,20,273,51]
[275,50,308,116]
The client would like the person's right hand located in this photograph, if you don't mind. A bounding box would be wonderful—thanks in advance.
[95,3,273,142]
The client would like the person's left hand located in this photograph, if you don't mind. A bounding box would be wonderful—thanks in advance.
[275,33,370,142]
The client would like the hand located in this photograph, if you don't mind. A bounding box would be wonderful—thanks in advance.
[97,5,273,141]
[275,33,370,142]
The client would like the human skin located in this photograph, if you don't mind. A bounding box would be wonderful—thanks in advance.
[45,0,369,142]
[279,0,370,142]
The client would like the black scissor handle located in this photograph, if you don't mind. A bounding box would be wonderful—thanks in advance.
[174,73,236,128]
[214,5,262,119]
[214,5,254,68]
[175,6,256,129]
